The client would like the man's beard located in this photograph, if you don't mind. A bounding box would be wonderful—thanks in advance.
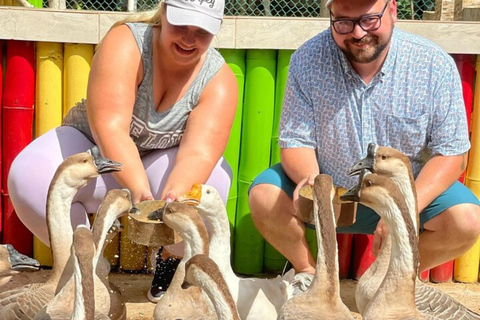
[341,32,391,64]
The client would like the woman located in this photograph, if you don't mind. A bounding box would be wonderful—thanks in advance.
[8,0,237,303]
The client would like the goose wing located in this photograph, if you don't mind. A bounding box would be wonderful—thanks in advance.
[416,280,480,319]
[13,284,55,319]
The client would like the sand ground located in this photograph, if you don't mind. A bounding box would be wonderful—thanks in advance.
[2,269,480,319]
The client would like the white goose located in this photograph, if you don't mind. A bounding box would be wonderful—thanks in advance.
[178,184,294,320]
[277,174,354,320]
[341,170,422,319]
[35,189,137,320]
[0,147,122,319]
[149,201,215,320]
[350,143,480,319]
[0,244,40,287]
[182,254,240,320]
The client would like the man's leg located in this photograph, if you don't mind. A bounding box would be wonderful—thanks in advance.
[249,183,316,275]
[419,203,480,272]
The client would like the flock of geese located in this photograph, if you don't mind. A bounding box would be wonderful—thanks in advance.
[1,143,480,319]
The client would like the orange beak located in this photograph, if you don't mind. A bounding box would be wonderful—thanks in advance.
[179,183,202,206]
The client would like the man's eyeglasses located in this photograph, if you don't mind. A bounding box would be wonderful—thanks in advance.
[330,0,390,35]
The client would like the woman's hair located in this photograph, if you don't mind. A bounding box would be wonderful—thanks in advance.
[111,0,166,29]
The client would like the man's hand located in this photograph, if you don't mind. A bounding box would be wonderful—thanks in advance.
[372,219,389,256]
[292,175,316,213]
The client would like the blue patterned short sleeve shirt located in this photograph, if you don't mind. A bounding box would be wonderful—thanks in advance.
[279,28,470,189]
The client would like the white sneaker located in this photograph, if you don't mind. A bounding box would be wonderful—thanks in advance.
[291,272,314,297]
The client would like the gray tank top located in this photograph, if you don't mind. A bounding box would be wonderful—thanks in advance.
[63,22,225,154]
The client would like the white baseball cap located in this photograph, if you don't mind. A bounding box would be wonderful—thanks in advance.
[165,0,225,35]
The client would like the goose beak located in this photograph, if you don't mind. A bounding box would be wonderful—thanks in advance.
[178,183,202,206]
[110,218,124,233]
[129,206,140,215]
[339,185,360,202]
[347,143,377,176]
[6,244,40,272]
[341,169,371,202]
[181,280,192,289]
[147,202,168,222]
[88,146,123,174]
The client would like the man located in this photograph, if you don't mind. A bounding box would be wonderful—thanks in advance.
[248,0,480,296]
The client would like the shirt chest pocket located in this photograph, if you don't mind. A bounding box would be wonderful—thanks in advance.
[386,113,429,157]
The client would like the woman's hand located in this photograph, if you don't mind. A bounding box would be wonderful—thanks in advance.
[162,190,178,203]
[132,189,154,204]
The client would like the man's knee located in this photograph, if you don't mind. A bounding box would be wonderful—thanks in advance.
[249,183,273,220]
[433,204,480,240]
[249,183,290,221]
[461,204,480,239]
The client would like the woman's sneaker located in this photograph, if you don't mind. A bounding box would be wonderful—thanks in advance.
[147,247,181,303]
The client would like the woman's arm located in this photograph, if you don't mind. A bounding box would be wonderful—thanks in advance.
[87,25,153,203]
[160,63,238,200]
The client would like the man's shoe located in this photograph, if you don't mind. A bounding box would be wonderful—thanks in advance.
[291,272,314,297]
[147,247,181,303]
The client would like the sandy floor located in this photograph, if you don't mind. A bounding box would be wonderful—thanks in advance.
[2,269,480,319]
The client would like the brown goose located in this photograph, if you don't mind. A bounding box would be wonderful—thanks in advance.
[0,245,40,287]
[35,189,137,320]
[349,143,480,319]
[342,170,423,319]
[277,174,353,320]
[182,254,240,320]
[348,143,417,315]
[149,202,215,320]
[70,225,98,320]
[0,147,122,320]
[178,184,294,320]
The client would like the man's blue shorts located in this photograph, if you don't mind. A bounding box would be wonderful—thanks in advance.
[249,163,480,234]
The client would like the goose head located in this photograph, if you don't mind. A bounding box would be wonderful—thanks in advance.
[93,188,138,249]
[98,189,138,219]
[341,169,396,211]
[0,244,40,286]
[340,169,416,240]
[148,201,209,251]
[348,143,413,180]
[0,244,40,273]
[54,146,122,190]
[347,143,418,229]
[178,183,224,219]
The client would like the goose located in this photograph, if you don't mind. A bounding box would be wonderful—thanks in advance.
[349,143,480,319]
[0,146,122,319]
[177,183,294,320]
[277,174,353,320]
[341,170,423,319]
[149,201,215,320]
[70,225,109,320]
[347,143,417,315]
[0,244,40,287]
[35,189,137,320]
[182,254,240,320]
[69,225,101,320]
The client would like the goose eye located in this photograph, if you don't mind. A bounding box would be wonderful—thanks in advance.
[82,158,88,163]
[366,181,373,187]
[206,190,211,194]
[381,155,387,160]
